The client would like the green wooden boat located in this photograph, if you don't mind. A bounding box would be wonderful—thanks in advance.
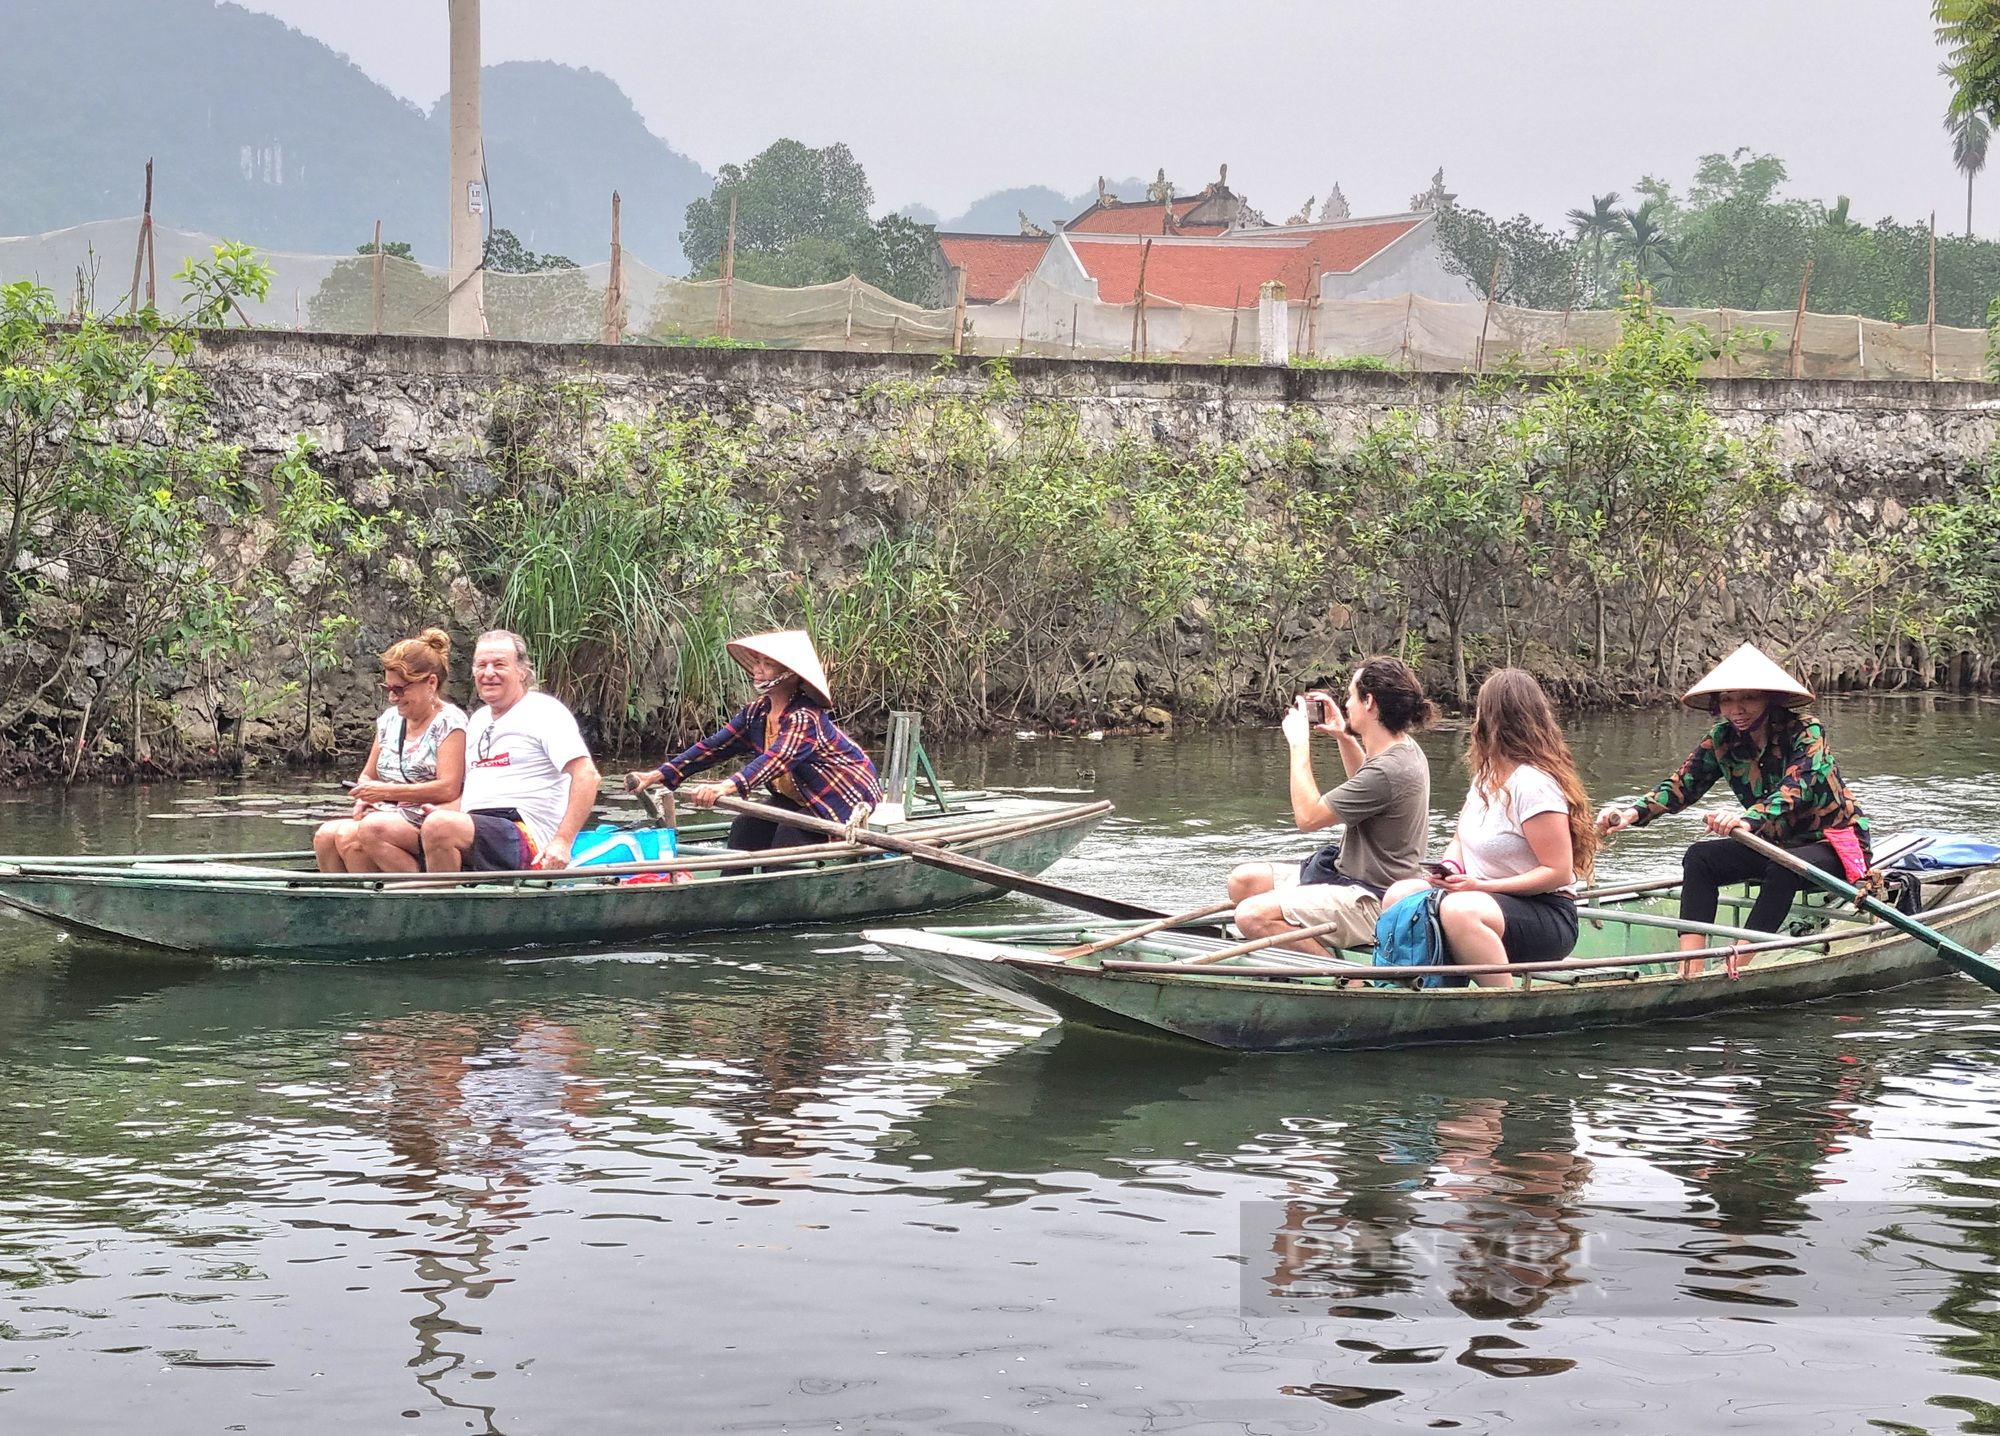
[0,797,1110,960]
[865,849,2000,1052]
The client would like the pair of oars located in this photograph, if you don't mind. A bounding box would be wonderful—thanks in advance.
[1733,828,2000,995]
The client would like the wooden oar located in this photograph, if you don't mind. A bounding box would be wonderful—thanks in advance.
[1052,900,1236,958]
[710,793,1175,924]
[1732,828,2000,995]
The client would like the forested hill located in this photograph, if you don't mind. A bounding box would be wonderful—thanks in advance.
[0,0,709,268]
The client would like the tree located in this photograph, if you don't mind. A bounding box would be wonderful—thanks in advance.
[1433,200,1579,309]
[1566,193,1625,305]
[1938,1,2000,121]
[679,139,946,306]
[1615,199,1676,288]
[356,238,416,260]
[1948,105,1991,236]
[484,228,578,274]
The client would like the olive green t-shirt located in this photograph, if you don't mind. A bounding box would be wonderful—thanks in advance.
[1324,738,1432,889]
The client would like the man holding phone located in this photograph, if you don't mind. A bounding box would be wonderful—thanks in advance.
[1225,656,1436,956]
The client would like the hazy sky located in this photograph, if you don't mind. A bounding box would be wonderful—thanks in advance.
[240,0,1973,230]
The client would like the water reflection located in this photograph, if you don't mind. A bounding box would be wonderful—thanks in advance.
[2,707,2000,1430]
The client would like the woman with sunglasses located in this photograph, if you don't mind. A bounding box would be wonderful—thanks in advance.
[314,628,468,872]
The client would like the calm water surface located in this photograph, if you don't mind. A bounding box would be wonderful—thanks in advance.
[3,697,2000,1434]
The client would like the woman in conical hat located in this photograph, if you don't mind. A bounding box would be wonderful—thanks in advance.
[1595,643,1870,950]
[626,629,881,852]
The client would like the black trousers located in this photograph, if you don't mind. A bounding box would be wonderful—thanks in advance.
[726,795,828,854]
[1680,837,1844,934]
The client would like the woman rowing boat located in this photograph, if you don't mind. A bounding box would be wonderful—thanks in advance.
[626,629,882,852]
[1595,643,1870,951]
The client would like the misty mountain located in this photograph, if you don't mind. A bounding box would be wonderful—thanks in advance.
[0,0,708,268]
[938,179,1149,234]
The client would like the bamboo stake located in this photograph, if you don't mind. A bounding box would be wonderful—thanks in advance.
[1787,257,1813,379]
[1928,211,1939,381]
[601,190,626,345]
[1227,282,1242,359]
[845,275,858,351]
[128,158,155,315]
[1474,253,1502,373]
[1304,258,1322,359]
[1133,239,1154,360]
[1400,291,1415,369]
[949,264,968,355]
[1070,302,1079,359]
[371,219,385,334]
[717,190,737,339]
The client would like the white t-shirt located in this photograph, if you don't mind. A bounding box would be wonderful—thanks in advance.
[370,702,469,819]
[462,691,591,848]
[1456,764,1573,885]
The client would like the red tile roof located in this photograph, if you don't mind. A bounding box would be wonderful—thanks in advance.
[936,233,1050,303]
[1065,221,1422,308]
[1067,198,1207,235]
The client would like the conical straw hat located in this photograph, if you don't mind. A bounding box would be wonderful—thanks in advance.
[1681,642,1813,710]
[726,629,833,706]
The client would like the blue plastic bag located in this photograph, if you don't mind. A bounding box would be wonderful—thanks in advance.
[1887,831,2000,871]
[572,825,677,867]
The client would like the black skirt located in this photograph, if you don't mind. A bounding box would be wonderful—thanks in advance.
[1493,891,1579,964]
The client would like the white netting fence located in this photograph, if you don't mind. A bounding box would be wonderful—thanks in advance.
[2,217,1986,378]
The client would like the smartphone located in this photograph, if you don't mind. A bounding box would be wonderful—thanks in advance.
[1308,694,1335,724]
[1425,860,1453,879]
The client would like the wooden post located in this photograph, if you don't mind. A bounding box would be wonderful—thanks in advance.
[371,219,385,334]
[1303,258,1322,359]
[889,314,901,353]
[1227,282,1242,359]
[1070,302,1079,359]
[717,190,737,339]
[1129,238,1152,360]
[949,265,968,355]
[1857,315,1866,378]
[446,0,486,340]
[844,274,858,351]
[1787,257,1813,379]
[1400,291,1415,369]
[601,190,626,345]
[1928,212,1939,381]
[128,158,155,315]
[1474,253,1502,373]
[1015,293,1026,356]
[1561,252,1578,349]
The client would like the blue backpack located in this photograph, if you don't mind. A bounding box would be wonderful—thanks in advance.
[1372,888,1455,989]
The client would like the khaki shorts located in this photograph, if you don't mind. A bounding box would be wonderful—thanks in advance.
[1265,866,1383,949]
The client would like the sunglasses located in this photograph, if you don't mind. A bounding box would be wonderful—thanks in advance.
[381,676,435,699]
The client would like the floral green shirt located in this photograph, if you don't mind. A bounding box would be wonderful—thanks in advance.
[1632,710,1869,851]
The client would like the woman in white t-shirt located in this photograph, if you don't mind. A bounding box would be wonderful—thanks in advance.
[314,629,468,873]
[1381,669,1597,988]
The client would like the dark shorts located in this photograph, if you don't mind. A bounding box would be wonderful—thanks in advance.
[1494,891,1579,964]
[467,808,533,872]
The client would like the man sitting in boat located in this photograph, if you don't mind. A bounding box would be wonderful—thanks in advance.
[1595,643,1871,949]
[315,629,468,873]
[419,630,602,872]
[626,629,881,852]
[1381,669,1595,986]
[1225,656,1435,955]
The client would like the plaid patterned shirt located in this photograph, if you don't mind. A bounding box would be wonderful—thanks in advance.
[656,697,881,823]
[1632,710,1870,850]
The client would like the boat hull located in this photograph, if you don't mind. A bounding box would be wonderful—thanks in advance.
[0,809,1107,960]
[869,871,2000,1052]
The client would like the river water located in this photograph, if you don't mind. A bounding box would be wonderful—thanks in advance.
[2,697,2000,1434]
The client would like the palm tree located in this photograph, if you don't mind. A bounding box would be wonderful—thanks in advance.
[1947,104,1991,236]
[1824,195,1863,235]
[1565,192,1624,304]
[1616,200,1675,294]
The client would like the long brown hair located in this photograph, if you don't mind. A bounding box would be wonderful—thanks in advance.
[1466,668,1597,879]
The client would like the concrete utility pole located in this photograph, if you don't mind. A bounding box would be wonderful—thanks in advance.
[447,0,485,339]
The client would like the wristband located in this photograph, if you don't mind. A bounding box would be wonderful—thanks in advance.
[1440,858,1465,876]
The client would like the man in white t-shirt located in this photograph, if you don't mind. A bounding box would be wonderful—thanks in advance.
[420,630,601,872]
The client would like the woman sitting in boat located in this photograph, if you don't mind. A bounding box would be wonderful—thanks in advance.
[626,629,881,852]
[314,629,468,873]
[1596,643,1869,949]
[1381,668,1595,987]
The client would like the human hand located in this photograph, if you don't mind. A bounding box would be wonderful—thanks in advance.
[1280,697,1313,747]
[349,780,394,804]
[1703,809,1749,836]
[1304,689,1348,738]
[349,800,368,820]
[1596,803,1638,836]
[538,841,573,870]
[687,782,731,810]
[624,770,660,794]
[1438,871,1485,894]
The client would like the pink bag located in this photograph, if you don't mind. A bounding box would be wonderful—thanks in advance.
[1824,826,1868,883]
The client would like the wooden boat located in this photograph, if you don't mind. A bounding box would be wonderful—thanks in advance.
[0,796,1110,960]
[865,851,2000,1052]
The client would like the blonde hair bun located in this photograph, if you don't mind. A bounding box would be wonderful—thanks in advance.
[420,627,451,656]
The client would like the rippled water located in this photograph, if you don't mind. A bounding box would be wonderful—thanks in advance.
[3,697,2000,1433]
